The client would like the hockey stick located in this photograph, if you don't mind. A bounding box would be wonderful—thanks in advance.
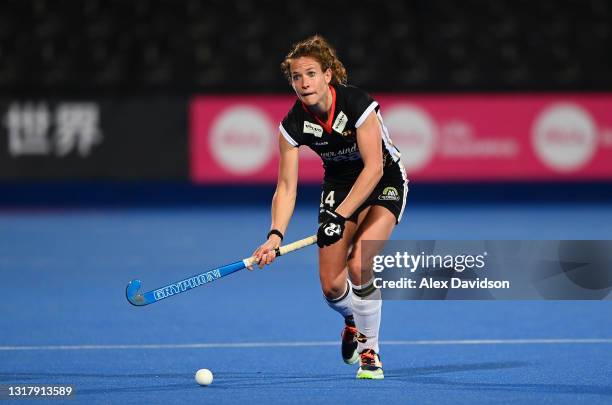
[126,234,317,306]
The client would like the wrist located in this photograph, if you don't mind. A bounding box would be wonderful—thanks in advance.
[267,229,284,242]
[267,234,282,245]
[325,209,347,221]
[334,210,348,220]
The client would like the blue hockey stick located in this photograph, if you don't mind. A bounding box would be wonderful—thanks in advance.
[126,235,317,306]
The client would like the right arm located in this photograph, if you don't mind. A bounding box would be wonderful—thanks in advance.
[249,133,299,269]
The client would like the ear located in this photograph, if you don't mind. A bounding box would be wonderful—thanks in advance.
[324,68,332,84]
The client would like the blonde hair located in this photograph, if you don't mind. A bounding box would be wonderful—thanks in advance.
[281,35,347,85]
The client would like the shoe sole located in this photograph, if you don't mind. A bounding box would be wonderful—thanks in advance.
[356,369,384,380]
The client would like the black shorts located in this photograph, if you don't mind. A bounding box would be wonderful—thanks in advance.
[318,179,409,225]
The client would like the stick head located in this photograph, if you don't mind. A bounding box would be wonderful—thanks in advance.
[126,279,146,306]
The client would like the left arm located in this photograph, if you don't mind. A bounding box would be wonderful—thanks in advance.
[335,111,384,218]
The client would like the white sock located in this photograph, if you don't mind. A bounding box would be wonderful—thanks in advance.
[351,279,382,353]
[325,280,353,318]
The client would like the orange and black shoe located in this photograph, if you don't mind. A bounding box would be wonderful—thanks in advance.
[356,349,384,380]
[341,316,360,364]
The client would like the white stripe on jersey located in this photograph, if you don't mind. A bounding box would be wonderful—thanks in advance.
[355,101,378,128]
[397,161,409,223]
[355,101,402,164]
[376,111,402,163]
[279,124,299,147]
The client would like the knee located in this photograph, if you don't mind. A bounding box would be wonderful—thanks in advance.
[321,280,347,300]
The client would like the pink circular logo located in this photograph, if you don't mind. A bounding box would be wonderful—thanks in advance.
[382,105,437,171]
[210,106,274,174]
[532,103,597,172]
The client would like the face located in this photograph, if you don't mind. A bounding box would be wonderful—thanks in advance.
[289,56,332,109]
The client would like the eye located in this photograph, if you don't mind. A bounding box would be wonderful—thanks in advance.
[292,74,300,81]
[307,71,316,77]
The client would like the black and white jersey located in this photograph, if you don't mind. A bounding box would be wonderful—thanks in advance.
[279,84,404,186]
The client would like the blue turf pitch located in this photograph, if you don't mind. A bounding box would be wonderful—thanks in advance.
[1,204,611,404]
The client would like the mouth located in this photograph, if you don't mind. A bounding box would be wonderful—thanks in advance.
[301,92,316,97]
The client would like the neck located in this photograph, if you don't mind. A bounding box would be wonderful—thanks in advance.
[310,85,332,117]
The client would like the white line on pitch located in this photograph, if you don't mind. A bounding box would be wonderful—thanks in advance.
[0,338,611,351]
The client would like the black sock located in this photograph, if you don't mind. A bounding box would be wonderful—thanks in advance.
[344,315,355,327]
